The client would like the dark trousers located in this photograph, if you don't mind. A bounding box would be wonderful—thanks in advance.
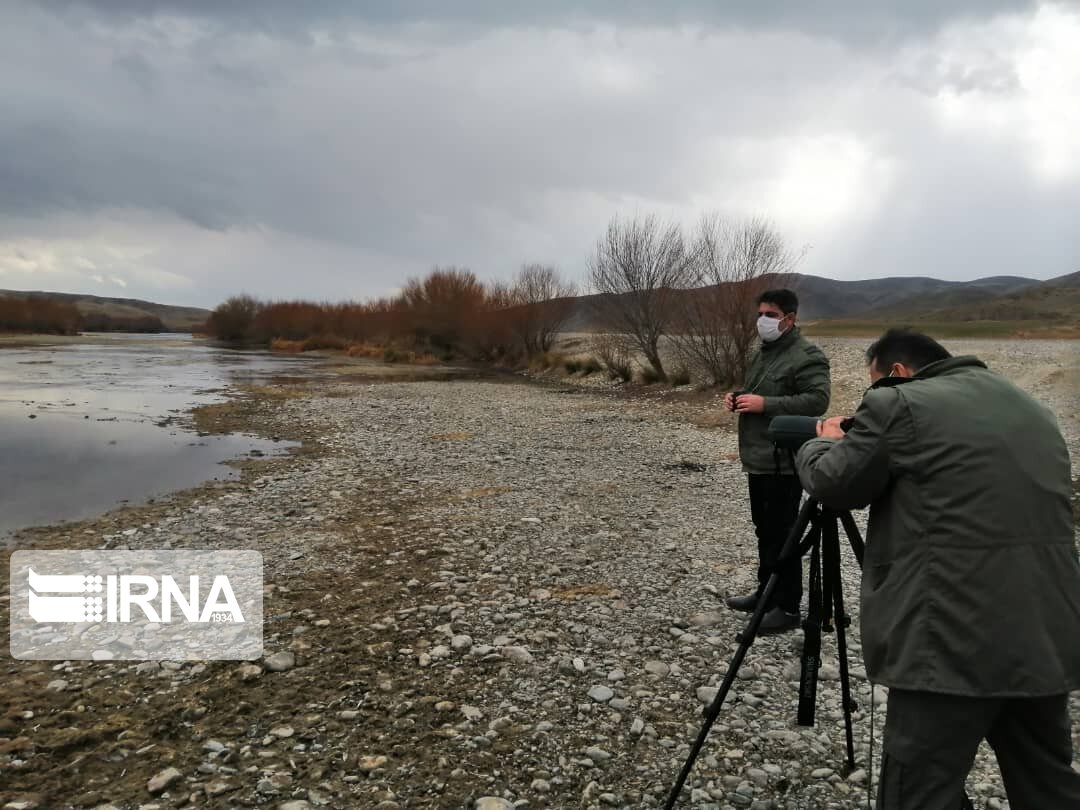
[878,689,1080,809]
[747,473,803,613]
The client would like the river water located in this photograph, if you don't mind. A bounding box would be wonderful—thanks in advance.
[0,334,309,541]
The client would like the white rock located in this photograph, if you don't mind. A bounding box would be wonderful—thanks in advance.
[696,686,719,705]
[147,767,183,794]
[264,652,295,672]
[587,685,614,703]
[500,646,534,664]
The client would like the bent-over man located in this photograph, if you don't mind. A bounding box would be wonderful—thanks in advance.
[796,327,1080,809]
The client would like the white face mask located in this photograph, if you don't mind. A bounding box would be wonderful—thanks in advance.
[757,315,784,343]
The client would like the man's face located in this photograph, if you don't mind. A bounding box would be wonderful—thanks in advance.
[757,302,794,332]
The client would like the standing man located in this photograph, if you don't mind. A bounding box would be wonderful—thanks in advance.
[723,288,830,634]
[796,328,1080,808]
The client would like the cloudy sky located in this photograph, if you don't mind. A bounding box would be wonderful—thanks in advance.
[1,1,1078,308]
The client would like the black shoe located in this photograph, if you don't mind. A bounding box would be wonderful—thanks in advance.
[725,592,759,613]
[757,607,801,636]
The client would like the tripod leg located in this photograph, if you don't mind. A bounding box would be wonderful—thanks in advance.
[837,510,866,567]
[663,497,820,809]
[822,515,858,771]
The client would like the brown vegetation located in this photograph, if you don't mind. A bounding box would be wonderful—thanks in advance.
[0,296,81,334]
[204,264,577,366]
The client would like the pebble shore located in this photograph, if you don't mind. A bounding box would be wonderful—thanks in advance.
[1,337,1077,809]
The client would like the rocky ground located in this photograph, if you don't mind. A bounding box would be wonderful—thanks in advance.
[1,338,1078,810]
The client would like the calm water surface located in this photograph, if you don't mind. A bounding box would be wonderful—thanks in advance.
[0,334,310,541]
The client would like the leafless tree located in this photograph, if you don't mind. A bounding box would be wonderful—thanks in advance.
[507,264,577,355]
[588,215,697,381]
[671,216,800,385]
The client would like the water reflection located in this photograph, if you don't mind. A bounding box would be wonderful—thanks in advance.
[0,335,308,540]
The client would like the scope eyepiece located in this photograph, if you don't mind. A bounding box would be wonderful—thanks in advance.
[768,416,854,450]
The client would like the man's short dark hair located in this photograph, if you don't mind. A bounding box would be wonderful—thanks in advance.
[866,328,951,374]
[758,288,799,315]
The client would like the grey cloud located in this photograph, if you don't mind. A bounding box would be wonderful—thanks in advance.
[1,0,1077,309]
[40,1,1037,43]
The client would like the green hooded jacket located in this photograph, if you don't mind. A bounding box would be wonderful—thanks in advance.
[737,326,831,475]
[796,356,1080,697]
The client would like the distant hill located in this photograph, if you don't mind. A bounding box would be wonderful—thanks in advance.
[5,269,1077,336]
[558,271,1078,331]
[913,278,1080,323]
[0,290,210,332]
[784,273,1042,319]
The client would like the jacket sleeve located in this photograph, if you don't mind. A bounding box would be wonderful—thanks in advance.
[763,349,830,416]
[795,388,899,511]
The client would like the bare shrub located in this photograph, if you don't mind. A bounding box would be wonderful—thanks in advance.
[670,216,800,386]
[639,367,663,385]
[506,264,577,356]
[589,333,634,381]
[588,215,697,381]
[670,366,692,387]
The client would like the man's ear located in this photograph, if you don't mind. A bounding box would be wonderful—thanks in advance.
[893,363,914,378]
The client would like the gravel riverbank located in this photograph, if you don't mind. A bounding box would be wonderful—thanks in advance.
[2,338,1077,810]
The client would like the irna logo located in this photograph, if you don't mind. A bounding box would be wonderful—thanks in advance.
[27,568,246,624]
[10,550,263,661]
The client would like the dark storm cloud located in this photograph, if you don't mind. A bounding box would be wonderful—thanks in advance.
[40,0,1037,40]
[1,0,1076,307]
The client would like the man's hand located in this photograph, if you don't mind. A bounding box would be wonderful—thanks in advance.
[817,416,849,439]
[734,394,766,414]
[723,392,735,411]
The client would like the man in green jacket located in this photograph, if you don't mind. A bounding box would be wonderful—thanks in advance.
[723,288,830,634]
[796,327,1080,809]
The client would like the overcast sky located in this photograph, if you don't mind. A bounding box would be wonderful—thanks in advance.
[1,0,1078,308]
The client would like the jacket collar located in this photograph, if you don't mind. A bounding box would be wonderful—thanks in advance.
[913,355,987,379]
[761,325,800,352]
[868,355,986,392]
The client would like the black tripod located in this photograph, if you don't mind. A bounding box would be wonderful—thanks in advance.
[664,496,866,809]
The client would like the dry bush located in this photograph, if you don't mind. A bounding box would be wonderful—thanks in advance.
[346,343,385,358]
[400,266,487,352]
[471,281,519,363]
[505,264,577,356]
[270,339,306,353]
[639,367,663,385]
[670,366,692,387]
[534,351,566,371]
[0,296,82,334]
[580,357,603,375]
[670,216,798,386]
[589,333,634,381]
[206,295,260,342]
[588,215,697,381]
[250,301,324,342]
[300,334,348,351]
